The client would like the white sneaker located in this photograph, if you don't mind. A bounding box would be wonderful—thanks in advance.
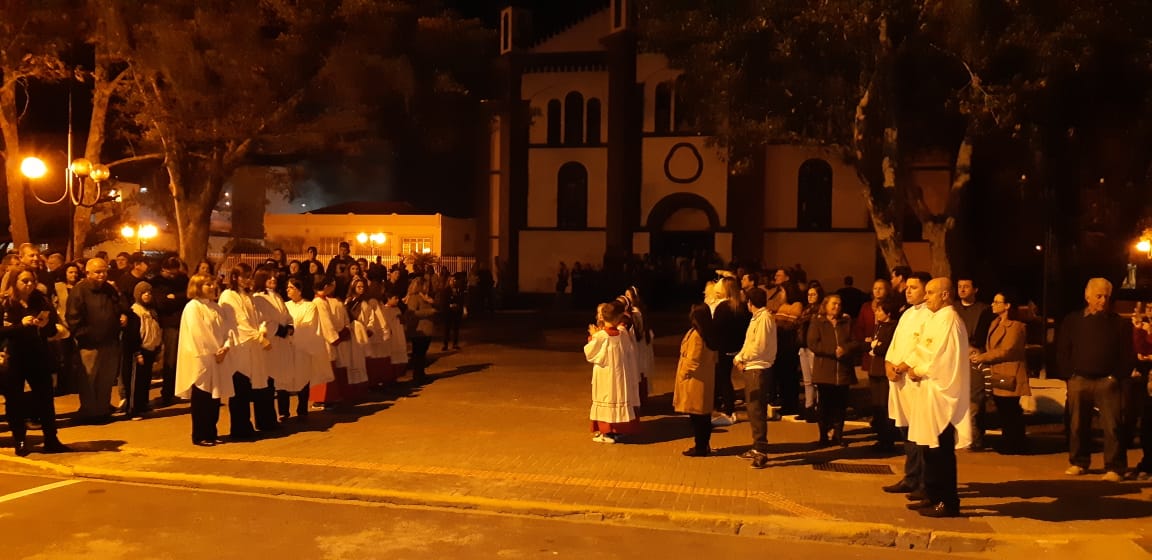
[1102,471,1122,482]
[592,434,616,444]
[1064,465,1086,476]
[728,413,740,425]
[711,415,734,427]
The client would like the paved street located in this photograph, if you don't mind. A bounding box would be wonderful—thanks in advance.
[0,311,1150,557]
[0,472,983,559]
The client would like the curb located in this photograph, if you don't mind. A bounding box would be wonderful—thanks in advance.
[0,455,1131,554]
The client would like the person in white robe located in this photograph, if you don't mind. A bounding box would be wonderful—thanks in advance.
[379,293,408,384]
[881,272,932,495]
[219,263,276,439]
[252,268,293,420]
[282,277,334,419]
[311,277,350,406]
[175,274,234,446]
[587,303,639,443]
[340,278,371,396]
[899,278,970,517]
[348,277,391,388]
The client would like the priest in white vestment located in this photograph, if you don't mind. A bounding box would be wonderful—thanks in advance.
[881,273,932,496]
[901,278,971,517]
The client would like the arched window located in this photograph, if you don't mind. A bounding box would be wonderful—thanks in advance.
[546,99,562,146]
[564,92,584,146]
[557,162,588,229]
[654,82,672,134]
[797,159,833,231]
[586,98,602,145]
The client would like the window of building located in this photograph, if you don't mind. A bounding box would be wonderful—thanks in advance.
[546,99,562,146]
[654,82,672,134]
[797,159,833,231]
[401,237,434,255]
[586,98,602,145]
[557,162,588,229]
[564,92,584,146]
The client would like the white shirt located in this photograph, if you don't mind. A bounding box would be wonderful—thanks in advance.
[734,308,778,370]
[904,305,972,448]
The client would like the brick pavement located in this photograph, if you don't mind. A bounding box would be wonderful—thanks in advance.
[1,314,1150,554]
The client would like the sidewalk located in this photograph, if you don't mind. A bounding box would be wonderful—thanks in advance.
[1,317,1149,555]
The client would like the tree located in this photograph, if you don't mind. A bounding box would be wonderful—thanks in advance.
[0,1,76,245]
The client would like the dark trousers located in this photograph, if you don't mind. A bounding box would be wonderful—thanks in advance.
[901,427,926,491]
[992,395,1027,453]
[1068,374,1126,472]
[276,383,310,418]
[773,345,801,415]
[3,363,58,442]
[714,354,737,415]
[252,377,278,430]
[1138,386,1152,472]
[52,338,82,395]
[868,376,898,446]
[688,413,712,452]
[410,335,432,379]
[924,423,959,509]
[229,372,256,437]
[160,327,179,401]
[442,312,462,349]
[190,385,221,444]
[743,367,774,453]
[816,383,850,441]
[127,349,157,416]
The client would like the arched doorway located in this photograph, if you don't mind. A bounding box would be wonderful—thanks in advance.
[647,193,720,258]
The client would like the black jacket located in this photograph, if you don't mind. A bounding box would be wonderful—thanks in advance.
[66,279,122,349]
[150,273,190,330]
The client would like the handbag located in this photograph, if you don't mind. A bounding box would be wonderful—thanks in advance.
[989,367,1017,392]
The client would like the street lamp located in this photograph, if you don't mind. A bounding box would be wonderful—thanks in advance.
[356,232,386,256]
[122,223,158,251]
[22,154,117,261]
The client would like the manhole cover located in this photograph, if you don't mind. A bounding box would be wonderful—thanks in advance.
[811,462,894,475]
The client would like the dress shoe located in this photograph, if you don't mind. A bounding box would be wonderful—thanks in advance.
[739,449,762,460]
[918,502,961,518]
[750,454,770,469]
[906,490,927,501]
[882,481,915,493]
[681,447,710,457]
[906,499,933,511]
[193,440,217,447]
[14,440,30,457]
[42,439,72,454]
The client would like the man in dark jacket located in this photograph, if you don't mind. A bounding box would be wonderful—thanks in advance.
[1056,277,1134,482]
[66,258,126,424]
[150,256,189,406]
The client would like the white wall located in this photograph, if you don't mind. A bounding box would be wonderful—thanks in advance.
[527,148,607,228]
[641,137,728,227]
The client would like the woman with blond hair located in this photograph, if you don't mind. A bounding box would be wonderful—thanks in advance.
[708,277,749,426]
[404,278,437,384]
[176,273,234,446]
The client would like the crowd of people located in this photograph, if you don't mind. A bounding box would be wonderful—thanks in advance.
[0,241,471,453]
[586,262,1152,519]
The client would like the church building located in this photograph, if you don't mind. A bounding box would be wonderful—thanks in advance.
[478,0,893,294]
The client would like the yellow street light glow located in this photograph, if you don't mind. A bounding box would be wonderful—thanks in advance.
[20,157,47,179]
[356,232,368,244]
[370,233,386,244]
[1138,240,1151,253]
[70,158,93,177]
[139,224,159,239]
[121,225,136,239]
[422,247,432,254]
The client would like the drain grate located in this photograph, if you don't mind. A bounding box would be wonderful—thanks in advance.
[811,462,894,475]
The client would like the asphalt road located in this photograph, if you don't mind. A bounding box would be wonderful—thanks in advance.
[0,471,978,560]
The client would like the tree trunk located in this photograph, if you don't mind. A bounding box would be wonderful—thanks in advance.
[922,219,953,278]
[73,50,119,259]
[168,153,226,266]
[0,83,30,245]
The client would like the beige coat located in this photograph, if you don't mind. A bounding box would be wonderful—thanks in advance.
[673,328,716,415]
[974,316,1032,397]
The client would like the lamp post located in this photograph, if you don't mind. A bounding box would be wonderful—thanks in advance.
[20,155,116,260]
[122,223,159,252]
[356,232,386,256]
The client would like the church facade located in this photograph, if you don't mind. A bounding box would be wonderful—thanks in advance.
[478,1,891,294]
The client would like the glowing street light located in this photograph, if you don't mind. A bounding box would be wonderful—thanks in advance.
[1139,239,1152,254]
[123,223,159,251]
[20,157,47,179]
[356,232,387,255]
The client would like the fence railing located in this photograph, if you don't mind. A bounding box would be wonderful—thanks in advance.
[207,253,476,275]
